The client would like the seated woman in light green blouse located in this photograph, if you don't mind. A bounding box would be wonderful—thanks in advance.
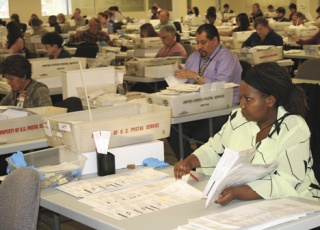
[174,62,320,205]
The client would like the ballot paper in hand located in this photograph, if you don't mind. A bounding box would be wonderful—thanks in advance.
[165,61,188,87]
[203,148,277,208]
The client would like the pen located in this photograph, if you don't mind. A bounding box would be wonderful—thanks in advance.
[189,172,199,182]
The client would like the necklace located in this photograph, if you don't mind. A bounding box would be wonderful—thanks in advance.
[162,42,176,57]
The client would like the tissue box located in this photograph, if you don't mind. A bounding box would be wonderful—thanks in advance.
[146,88,233,117]
[44,103,171,152]
[6,146,87,188]
[0,106,67,144]
[239,46,283,65]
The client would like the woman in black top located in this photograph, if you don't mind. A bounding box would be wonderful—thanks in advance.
[6,21,25,53]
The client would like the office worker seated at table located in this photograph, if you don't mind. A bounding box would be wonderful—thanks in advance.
[68,18,110,44]
[174,62,320,205]
[154,10,176,31]
[57,13,71,34]
[4,21,26,53]
[0,55,52,108]
[149,6,159,20]
[168,24,242,160]
[97,12,113,35]
[10,13,27,34]
[29,18,48,36]
[242,17,283,48]
[140,23,158,38]
[291,19,320,45]
[273,7,290,22]
[223,4,234,14]
[206,6,222,26]
[155,26,187,58]
[292,11,306,26]
[48,15,62,34]
[219,13,251,37]
[73,8,87,27]
[249,3,263,22]
[288,3,297,21]
[41,32,71,59]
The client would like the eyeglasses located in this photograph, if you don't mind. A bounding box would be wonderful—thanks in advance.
[160,35,169,40]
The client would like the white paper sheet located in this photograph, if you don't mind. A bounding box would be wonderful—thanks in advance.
[82,178,203,220]
[57,167,168,198]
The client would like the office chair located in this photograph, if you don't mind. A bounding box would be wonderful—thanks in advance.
[297,83,320,182]
[54,97,83,112]
[239,60,252,79]
[182,43,195,58]
[74,42,99,58]
[0,168,40,230]
[296,59,320,80]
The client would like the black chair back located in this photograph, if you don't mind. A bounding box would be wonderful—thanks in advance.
[74,42,99,58]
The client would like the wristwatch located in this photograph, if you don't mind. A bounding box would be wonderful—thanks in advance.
[195,75,201,82]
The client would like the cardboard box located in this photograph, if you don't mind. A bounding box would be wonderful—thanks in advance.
[6,146,87,188]
[0,106,67,144]
[25,36,45,52]
[303,45,320,56]
[286,26,318,37]
[144,64,175,78]
[232,31,253,42]
[44,103,171,152]
[146,88,233,117]
[269,22,291,32]
[220,37,243,50]
[132,37,163,49]
[216,26,234,32]
[125,57,181,77]
[134,48,159,58]
[30,58,86,78]
[239,46,283,65]
[62,67,117,99]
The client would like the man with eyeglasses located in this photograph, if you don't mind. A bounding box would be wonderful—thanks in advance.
[168,24,242,160]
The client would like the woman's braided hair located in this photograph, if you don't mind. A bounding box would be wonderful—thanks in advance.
[243,62,308,118]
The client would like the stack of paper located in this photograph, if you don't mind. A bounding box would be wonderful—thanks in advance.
[203,148,278,208]
[177,198,320,230]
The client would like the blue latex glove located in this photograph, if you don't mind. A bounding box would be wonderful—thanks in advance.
[100,41,108,46]
[6,151,37,174]
[6,151,27,173]
[142,158,169,168]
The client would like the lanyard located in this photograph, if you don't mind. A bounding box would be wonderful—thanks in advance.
[198,45,222,75]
